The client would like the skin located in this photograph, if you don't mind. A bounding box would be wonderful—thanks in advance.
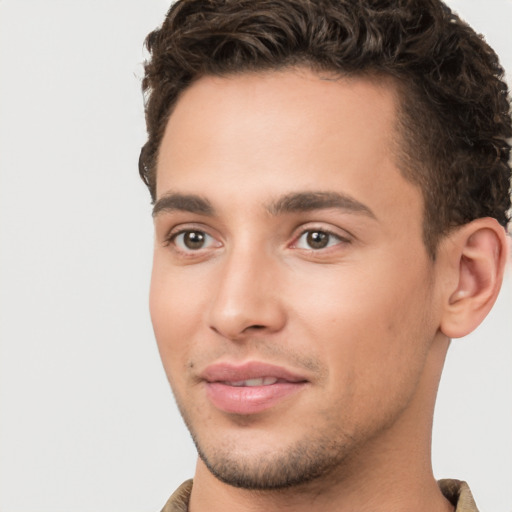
[149,68,493,511]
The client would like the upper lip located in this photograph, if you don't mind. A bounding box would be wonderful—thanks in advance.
[200,361,308,383]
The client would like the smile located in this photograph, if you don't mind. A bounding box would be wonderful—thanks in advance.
[201,362,308,415]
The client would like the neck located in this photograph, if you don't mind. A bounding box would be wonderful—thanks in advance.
[189,336,454,512]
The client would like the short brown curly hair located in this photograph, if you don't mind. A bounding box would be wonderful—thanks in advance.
[139,0,512,256]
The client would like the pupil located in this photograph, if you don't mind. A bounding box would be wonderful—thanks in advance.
[307,231,328,249]
[184,231,205,249]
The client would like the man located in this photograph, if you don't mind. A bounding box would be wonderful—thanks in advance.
[138,0,511,510]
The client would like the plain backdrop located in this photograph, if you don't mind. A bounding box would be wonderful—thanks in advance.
[0,1,511,511]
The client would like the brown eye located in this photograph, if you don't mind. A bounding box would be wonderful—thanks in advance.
[306,231,329,249]
[183,231,206,249]
[173,230,215,251]
[295,229,344,250]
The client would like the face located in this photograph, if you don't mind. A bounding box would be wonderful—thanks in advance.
[150,68,442,489]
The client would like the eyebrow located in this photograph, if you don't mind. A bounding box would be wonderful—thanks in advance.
[152,190,376,219]
[152,193,214,217]
[267,191,376,218]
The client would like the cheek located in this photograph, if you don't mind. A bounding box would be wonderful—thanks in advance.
[149,260,206,376]
[288,258,434,386]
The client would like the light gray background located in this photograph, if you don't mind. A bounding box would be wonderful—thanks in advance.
[0,1,511,511]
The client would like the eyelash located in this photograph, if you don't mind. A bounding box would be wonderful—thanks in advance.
[292,227,351,251]
[163,226,352,255]
[165,228,220,253]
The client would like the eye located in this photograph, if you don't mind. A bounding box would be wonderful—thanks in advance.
[294,229,345,250]
[171,230,218,251]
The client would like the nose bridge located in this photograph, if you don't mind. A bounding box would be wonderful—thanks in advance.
[208,238,285,339]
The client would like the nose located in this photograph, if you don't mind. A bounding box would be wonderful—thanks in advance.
[207,246,287,341]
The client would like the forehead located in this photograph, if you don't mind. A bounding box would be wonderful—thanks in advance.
[158,69,400,180]
[155,68,422,233]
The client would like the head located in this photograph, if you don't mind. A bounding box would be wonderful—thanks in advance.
[141,0,511,495]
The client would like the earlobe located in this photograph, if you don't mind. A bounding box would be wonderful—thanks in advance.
[440,218,508,339]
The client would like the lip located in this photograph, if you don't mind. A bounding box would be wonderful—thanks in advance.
[201,361,308,415]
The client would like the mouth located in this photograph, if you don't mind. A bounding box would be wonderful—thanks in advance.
[200,362,308,415]
[222,377,279,387]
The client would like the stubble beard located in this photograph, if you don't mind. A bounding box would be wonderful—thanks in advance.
[175,391,360,491]
[169,345,423,491]
[192,431,350,490]
[174,387,417,492]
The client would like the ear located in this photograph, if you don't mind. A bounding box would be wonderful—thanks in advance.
[439,218,509,339]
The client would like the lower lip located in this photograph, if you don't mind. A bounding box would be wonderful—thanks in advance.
[205,381,306,415]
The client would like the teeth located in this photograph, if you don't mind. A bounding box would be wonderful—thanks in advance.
[227,377,278,387]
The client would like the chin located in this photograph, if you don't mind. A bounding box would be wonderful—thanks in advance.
[191,428,350,490]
